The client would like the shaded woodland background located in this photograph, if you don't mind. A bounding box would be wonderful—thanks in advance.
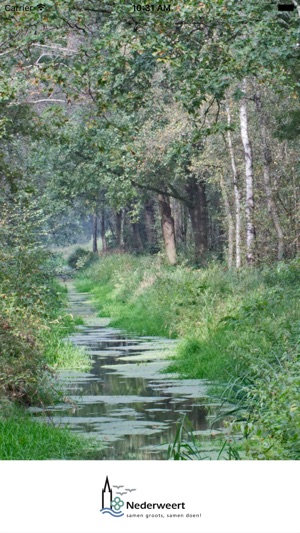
[0,0,299,267]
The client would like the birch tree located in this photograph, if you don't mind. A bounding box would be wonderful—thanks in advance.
[240,79,256,264]
[226,102,242,268]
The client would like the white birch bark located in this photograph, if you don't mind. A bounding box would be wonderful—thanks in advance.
[226,102,242,268]
[240,79,256,264]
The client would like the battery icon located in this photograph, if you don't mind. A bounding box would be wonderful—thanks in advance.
[277,4,296,10]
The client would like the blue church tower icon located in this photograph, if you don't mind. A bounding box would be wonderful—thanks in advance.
[102,476,113,509]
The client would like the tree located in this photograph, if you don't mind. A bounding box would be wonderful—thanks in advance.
[240,79,256,264]
[226,102,242,268]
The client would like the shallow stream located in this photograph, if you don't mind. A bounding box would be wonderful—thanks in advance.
[31,286,229,459]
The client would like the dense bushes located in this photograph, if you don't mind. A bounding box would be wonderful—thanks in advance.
[0,192,90,407]
[233,355,300,459]
[0,282,90,406]
[0,302,48,405]
[67,247,95,270]
[76,253,300,459]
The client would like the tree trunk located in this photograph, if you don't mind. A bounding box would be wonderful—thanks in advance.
[131,221,144,252]
[172,198,187,244]
[92,214,98,253]
[144,199,157,249]
[220,175,234,269]
[115,209,125,251]
[181,202,188,244]
[185,176,208,265]
[226,102,242,268]
[255,90,284,260]
[100,211,107,252]
[240,79,256,264]
[158,194,177,265]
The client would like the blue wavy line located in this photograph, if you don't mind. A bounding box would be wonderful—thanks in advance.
[101,509,124,517]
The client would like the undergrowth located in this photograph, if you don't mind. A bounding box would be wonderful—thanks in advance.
[0,186,96,459]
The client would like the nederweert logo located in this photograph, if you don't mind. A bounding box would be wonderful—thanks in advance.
[100,476,127,517]
[100,476,195,520]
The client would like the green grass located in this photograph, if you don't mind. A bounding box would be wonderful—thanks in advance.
[75,253,300,459]
[35,286,92,372]
[76,254,179,337]
[0,410,100,460]
[42,325,91,372]
[76,255,299,380]
[48,340,92,371]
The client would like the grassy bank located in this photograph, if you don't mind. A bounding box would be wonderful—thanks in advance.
[76,254,300,459]
[0,302,95,460]
[0,275,94,460]
[41,299,92,373]
[0,409,98,460]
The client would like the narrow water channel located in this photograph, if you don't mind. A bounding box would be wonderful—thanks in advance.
[31,285,229,459]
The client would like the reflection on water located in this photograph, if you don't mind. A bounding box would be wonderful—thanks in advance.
[31,287,229,459]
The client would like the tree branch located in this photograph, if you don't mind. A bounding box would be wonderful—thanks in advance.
[130,179,193,206]
[27,99,66,104]
[31,44,77,54]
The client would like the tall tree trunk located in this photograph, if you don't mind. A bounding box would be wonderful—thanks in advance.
[226,102,242,268]
[185,176,208,265]
[100,211,107,252]
[255,90,284,260]
[144,199,157,248]
[131,221,144,252]
[181,202,188,244]
[220,175,234,269]
[115,209,125,251]
[158,194,177,265]
[172,199,187,244]
[92,213,98,253]
[240,79,256,264]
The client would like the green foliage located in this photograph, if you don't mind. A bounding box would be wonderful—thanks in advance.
[167,416,241,461]
[275,108,300,140]
[0,299,52,405]
[67,247,95,270]
[43,323,92,372]
[0,410,99,460]
[0,191,94,457]
[76,254,175,336]
[167,416,207,460]
[231,355,300,460]
[0,191,91,406]
[0,194,52,405]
